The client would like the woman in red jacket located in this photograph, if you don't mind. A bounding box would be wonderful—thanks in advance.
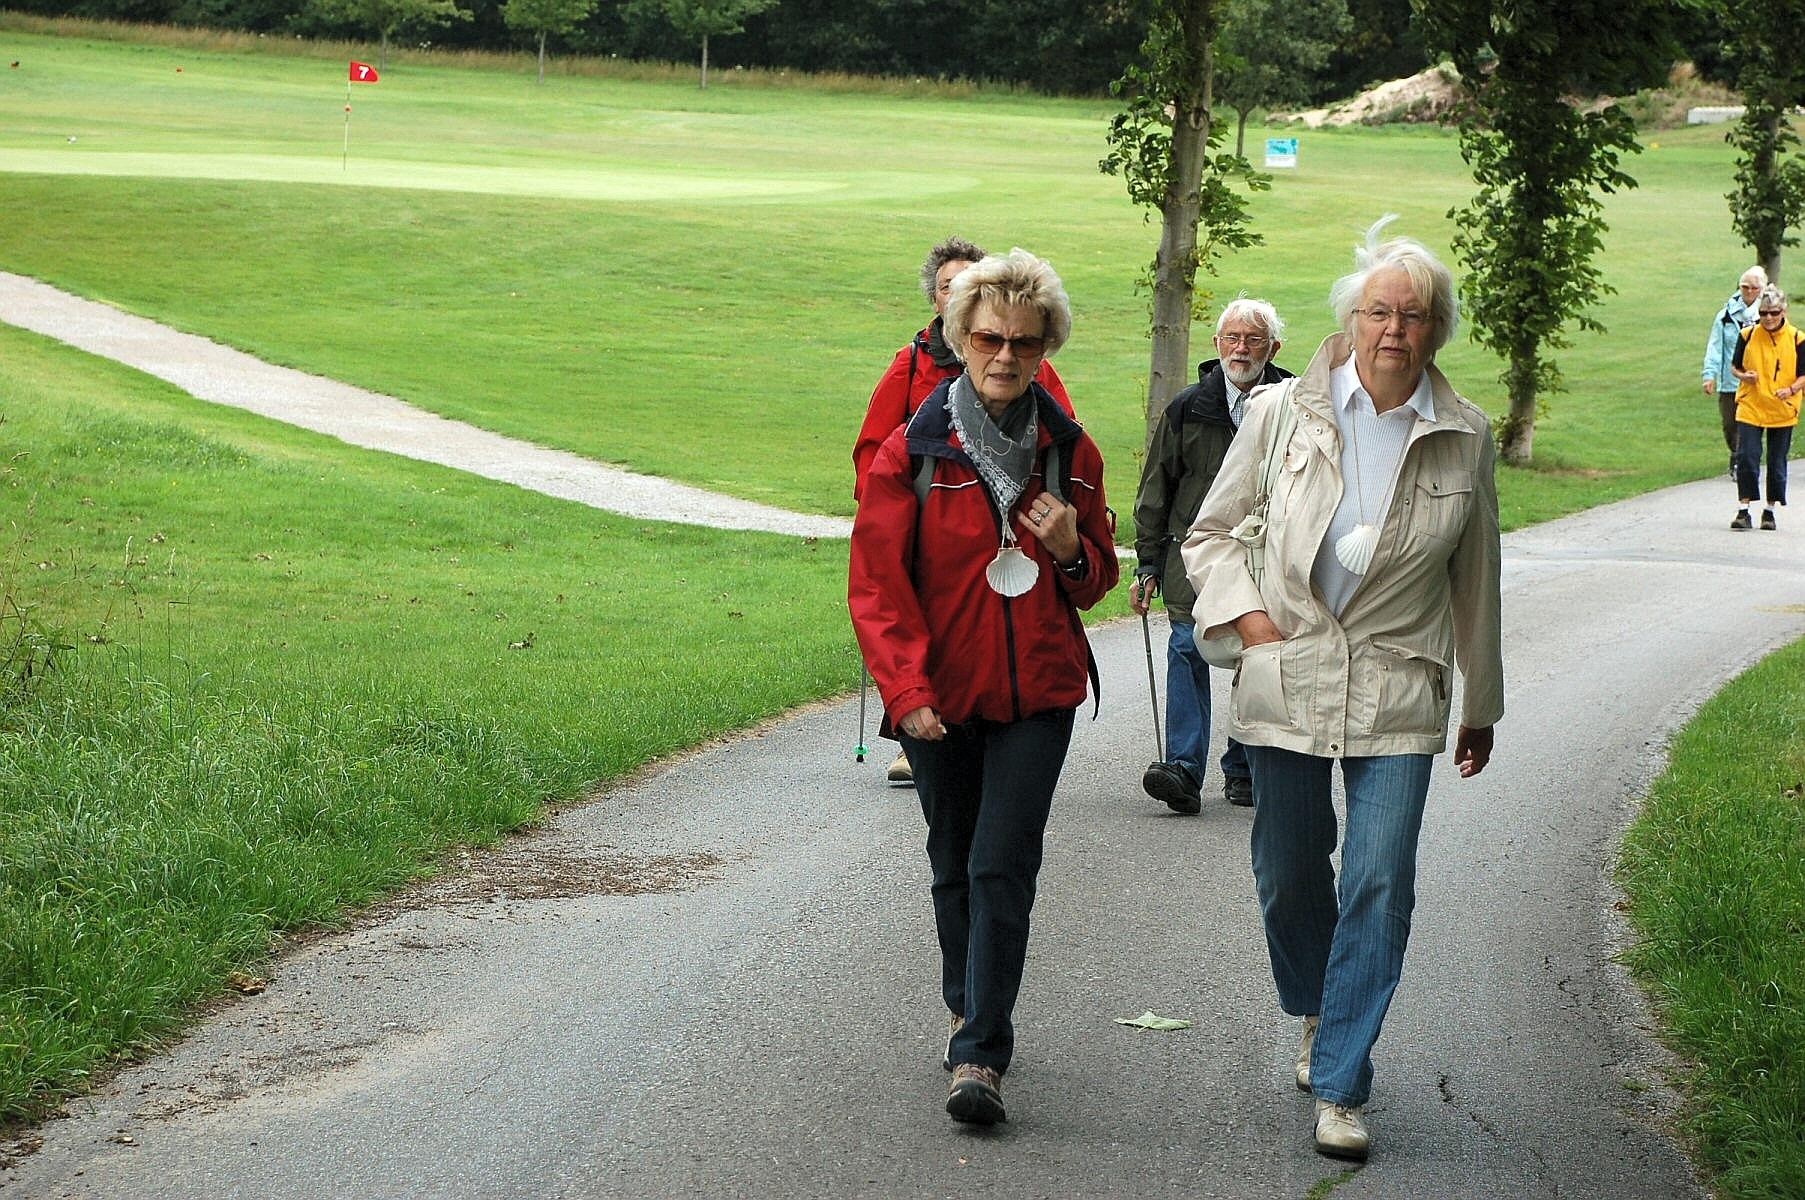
[849,248,1117,1126]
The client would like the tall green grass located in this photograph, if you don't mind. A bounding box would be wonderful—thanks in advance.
[1619,641,1805,1200]
[0,322,854,1122]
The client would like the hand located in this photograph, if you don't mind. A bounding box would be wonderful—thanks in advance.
[1230,610,1284,648]
[898,705,946,742]
[1130,574,1159,615]
[1015,494,1080,566]
[1703,379,1716,396]
[1454,724,1494,778]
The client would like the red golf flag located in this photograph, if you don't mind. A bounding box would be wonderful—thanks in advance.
[349,61,379,83]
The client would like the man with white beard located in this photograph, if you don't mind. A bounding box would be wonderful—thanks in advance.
[1131,297,1291,813]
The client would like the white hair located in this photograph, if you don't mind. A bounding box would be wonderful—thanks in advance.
[1328,215,1459,353]
[1217,296,1284,341]
[1742,265,1770,289]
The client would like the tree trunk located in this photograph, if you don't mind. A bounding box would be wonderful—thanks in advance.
[1758,110,1782,282]
[379,28,390,72]
[537,31,546,84]
[1498,347,1538,466]
[1235,107,1247,160]
[1145,0,1217,448]
[700,33,709,89]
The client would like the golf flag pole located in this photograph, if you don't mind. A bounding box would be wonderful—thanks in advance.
[344,60,378,171]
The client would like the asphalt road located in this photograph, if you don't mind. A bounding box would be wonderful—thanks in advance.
[4,477,1799,1199]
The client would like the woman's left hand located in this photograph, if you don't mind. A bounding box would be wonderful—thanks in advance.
[1016,494,1080,566]
[1454,724,1494,778]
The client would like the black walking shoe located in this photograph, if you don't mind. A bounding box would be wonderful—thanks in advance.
[1223,775,1254,807]
[1762,509,1778,530]
[1731,509,1753,531]
[1142,761,1202,814]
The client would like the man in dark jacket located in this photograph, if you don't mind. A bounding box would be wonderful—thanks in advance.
[1131,298,1291,812]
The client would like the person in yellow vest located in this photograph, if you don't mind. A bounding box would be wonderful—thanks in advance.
[1729,284,1805,530]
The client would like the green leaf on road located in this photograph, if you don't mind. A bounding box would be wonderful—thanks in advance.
[1114,1011,1192,1031]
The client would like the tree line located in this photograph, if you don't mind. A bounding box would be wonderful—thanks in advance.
[16,0,1434,98]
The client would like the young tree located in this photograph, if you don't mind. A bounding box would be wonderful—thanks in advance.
[502,0,596,82]
[1721,2,1805,283]
[660,0,775,88]
[1216,0,1351,158]
[310,0,470,68]
[1102,0,1268,444]
[1419,0,1676,466]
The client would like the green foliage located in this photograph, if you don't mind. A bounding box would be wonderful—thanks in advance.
[1217,0,1352,142]
[1620,637,1805,1199]
[307,0,470,60]
[1419,0,1676,462]
[1721,2,1805,280]
[1101,0,1268,430]
[501,0,593,41]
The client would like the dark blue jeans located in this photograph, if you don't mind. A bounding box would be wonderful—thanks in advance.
[1735,421,1794,507]
[1168,621,1250,787]
[901,707,1074,1073]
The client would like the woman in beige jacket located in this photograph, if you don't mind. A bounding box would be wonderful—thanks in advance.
[1182,218,1503,1162]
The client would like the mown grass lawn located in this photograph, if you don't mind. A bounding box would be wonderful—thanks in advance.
[0,17,1764,527]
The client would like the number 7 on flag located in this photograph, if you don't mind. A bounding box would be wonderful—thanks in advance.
[349,61,379,83]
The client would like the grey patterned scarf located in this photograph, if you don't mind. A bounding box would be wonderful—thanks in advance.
[948,374,1037,523]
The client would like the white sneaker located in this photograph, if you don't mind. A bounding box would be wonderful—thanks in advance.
[887,749,913,784]
[1295,1015,1319,1091]
[1314,1098,1370,1160]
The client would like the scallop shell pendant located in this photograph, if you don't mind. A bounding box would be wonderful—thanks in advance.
[986,545,1040,597]
[1334,523,1379,575]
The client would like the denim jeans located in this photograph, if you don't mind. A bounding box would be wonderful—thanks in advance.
[1735,421,1794,506]
[1167,621,1250,787]
[901,707,1075,1073]
[1242,744,1434,1107]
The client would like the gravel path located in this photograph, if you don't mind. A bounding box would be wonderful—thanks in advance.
[0,271,851,540]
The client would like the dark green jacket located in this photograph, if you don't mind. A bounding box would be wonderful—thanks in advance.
[1133,358,1292,622]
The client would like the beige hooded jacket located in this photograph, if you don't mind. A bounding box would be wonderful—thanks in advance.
[1181,334,1504,758]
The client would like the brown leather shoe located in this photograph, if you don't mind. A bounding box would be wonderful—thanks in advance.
[947,1063,1005,1125]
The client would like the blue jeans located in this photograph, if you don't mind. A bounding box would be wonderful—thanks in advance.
[1735,421,1794,506]
[1167,621,1249,787]
[1242,745,1434,1107]
[901,708,1075,1073]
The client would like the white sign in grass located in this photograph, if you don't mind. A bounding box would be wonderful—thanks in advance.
[1265,137,1298,169]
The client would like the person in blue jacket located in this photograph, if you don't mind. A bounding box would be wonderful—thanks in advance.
[1704,266,1767,476]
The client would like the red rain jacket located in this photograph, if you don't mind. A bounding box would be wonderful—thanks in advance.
[851,323,1073,501]
[849,381,1117,728]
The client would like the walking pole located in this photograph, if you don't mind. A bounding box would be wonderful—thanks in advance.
[1139,606,1164,759]
[856,664,870,762]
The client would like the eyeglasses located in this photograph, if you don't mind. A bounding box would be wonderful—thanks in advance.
[1216,332,1271,349]
[968,330,1047,355]
[1760,308,1785,317]
[1356,305,1431,329]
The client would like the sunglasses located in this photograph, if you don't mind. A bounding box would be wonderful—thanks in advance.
[1760,309,1785,316]
[968,330,1047,355]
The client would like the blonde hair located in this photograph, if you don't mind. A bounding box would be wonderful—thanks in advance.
[943,248,1072,359]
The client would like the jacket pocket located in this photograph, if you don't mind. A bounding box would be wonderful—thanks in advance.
[1233,639,1293,729]
[1405,468,1473,547]
[1366,642,1448,737]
